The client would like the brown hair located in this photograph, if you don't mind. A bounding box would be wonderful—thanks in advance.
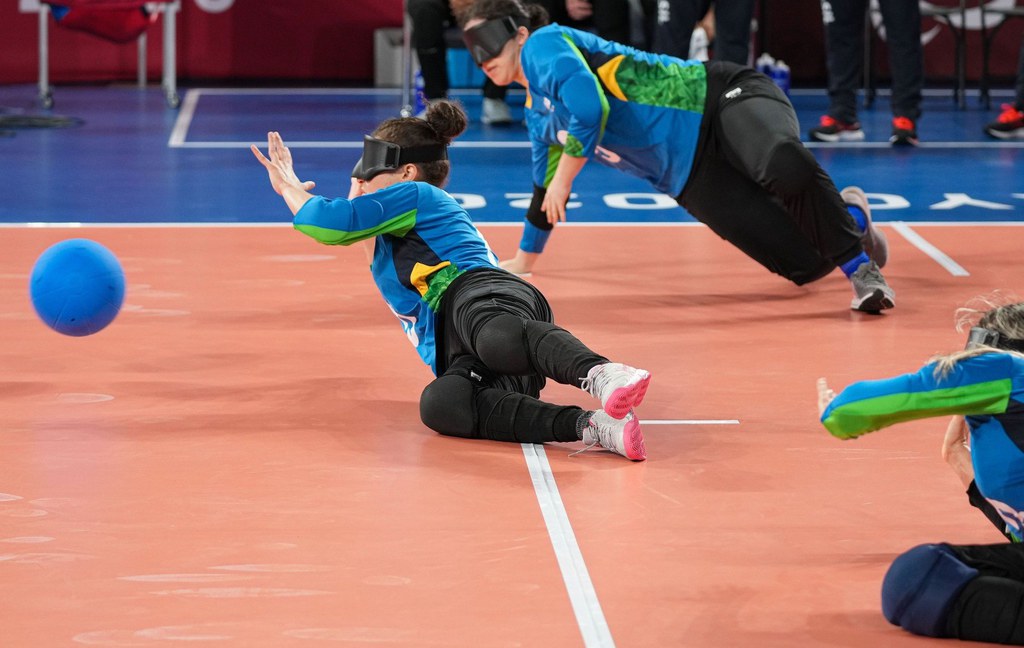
[460,0,550,30]
[370,100,468,188]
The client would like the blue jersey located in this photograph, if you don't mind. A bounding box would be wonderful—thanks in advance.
[294,182,500,373]
[822,352,1024,541]
[522,24,706,196]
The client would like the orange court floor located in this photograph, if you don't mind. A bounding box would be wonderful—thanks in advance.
[1,223,1022,647]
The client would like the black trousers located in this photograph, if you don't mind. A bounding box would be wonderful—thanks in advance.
[679,62,863,285]
[652,0,755,65]
[943,543,1024,644]
[821,0,923,122]
[419,269,608,444]
[406,0,509,100]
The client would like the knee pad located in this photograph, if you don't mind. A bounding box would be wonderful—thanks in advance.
[526,185,554,232]
[420,374,476,438]
[475,314,534,375]
[765,140,817,198]
[881,543,979,637]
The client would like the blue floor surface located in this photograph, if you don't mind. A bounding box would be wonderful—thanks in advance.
[0,84,1021,224]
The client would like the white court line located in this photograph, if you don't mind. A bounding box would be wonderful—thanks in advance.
[166,87,1024,150]
[891,222,970,276]
[520,417,737,646]
[168,89,201,148]
[522,444,615,648]
[642,419,739,425]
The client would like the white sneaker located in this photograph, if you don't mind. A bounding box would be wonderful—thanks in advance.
[580,410,646,461]
[581,362,651,419]
[849,260,895,313]
[481,98,513,125]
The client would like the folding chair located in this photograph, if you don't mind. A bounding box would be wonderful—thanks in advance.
[37,0,181,109]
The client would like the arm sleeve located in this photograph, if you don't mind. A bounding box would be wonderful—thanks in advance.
[293,183,419,246]
[553,49,607,158]
[527,31,608,159]
[821,354,1015,440]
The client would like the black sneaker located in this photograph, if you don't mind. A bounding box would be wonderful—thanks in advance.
[890,116,918,146]
[849,261,895,313]
[985,104,1024,139]
[809,115,865,142]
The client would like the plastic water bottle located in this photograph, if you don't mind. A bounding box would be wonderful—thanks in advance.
[771,60,791,96]
[414,69,426,116]
[755,53,775,78]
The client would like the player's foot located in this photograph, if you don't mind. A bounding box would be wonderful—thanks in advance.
[890,116,918,147]
[580,410,646,461]
[482,98,513,125]
[985,104,1024,139]
[581,362,651,419]
[809,115,865,142]
[849,260,895,313]
[499,250,539,276]
[840,186,888,268]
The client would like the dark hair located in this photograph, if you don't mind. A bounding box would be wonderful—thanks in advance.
[371,100,468,188]
[462,0,549,30]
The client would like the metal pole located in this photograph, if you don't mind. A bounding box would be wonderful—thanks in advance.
[401,1,414,117]
[38,4,53,108]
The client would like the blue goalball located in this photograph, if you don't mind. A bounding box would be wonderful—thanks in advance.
[29,239,126,336]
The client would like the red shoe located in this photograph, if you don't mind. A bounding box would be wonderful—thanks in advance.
[890,116,918,146]
[809,115,865,142]
[985,104,1024,139]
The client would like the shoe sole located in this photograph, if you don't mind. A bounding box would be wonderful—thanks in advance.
[622,415,647,461]
[986,128,1024,140]
[851,289,895,313]
[810,131,865,142]
[890,137,918,146]
[604,370,651,419]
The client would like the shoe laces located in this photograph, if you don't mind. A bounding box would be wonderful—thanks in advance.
[853,260,883,283]
[892,116,915,132]
[998,103,1024,124]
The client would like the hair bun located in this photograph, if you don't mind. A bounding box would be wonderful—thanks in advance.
[424,100,469,143]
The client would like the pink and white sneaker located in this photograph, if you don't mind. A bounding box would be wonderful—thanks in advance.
[581,362,651,419]
[580,410,647,461]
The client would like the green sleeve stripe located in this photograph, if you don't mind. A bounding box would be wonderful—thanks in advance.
[823,378,1013,439]
[544,145,563,186]
[295,208,417,245]
[561,33,609,152]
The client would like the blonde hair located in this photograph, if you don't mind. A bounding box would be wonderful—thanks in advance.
[933,292,1024,378]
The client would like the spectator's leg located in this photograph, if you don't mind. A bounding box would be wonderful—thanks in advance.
[878,0,923,121]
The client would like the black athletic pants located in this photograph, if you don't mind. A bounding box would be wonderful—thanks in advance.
[419,269,608,444]
[406,0,509,101]
[652,0,755,65]
[943,543,1024,644]
[678,62,864,285]
[821,0,923,122]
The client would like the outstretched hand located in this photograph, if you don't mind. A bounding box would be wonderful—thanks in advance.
[251,131,316,197]
[816,377,836,418]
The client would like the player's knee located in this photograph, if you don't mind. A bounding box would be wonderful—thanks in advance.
[765,139,817,197]
[476,314,532,375]
[881,543,979,638]
[420,375,475,438]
